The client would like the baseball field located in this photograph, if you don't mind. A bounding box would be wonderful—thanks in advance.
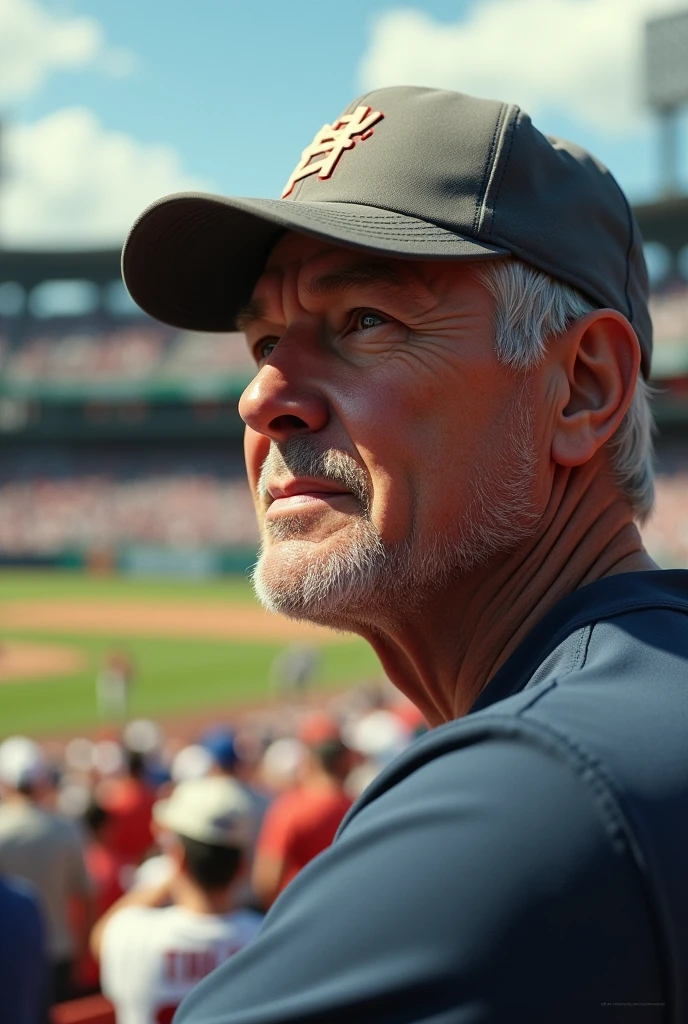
[0,570,381,738]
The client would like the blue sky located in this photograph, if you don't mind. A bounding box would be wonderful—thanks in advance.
[1,0,687,248]
[12,0,479,199]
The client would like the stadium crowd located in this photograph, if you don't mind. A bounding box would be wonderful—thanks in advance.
[2,470,688,566]
[0,474,259,555]
[0,679,426,1023]
[1,326,254,387]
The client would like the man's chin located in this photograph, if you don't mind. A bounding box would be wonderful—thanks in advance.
[250,528,387,628]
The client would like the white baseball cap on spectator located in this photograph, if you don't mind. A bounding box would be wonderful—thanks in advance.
[344,710,411,767]
[261,737,307,791]
[0,736,50,790]
[153,776,252,848]
[170,743,214,783]
[123,718,163,756]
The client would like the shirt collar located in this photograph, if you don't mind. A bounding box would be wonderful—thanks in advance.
[469,570,688,714]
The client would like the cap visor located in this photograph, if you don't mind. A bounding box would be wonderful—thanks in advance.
[122,193,510,331]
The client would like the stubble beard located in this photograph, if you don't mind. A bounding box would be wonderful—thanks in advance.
[251,392,543,632]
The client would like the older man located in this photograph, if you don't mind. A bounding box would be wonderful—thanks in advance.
[122,88,686,1021]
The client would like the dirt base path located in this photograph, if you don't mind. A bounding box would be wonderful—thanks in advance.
[0,641,86,682]
[0,601,350,644]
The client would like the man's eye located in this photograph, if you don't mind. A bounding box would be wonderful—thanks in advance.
[255,339,277,363]
[357,311,385,330]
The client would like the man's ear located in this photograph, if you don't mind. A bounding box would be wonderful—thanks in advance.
[550,310,640,468]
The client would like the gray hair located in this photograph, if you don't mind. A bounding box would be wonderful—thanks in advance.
[474,259,655,523]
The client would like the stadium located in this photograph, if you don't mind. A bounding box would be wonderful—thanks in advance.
[0,235,389,738]
[2,4,688,1021]
[1,196,687,738]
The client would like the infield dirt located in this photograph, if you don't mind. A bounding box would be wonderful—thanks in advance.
[0,641,86,682]
[0,601,344,643]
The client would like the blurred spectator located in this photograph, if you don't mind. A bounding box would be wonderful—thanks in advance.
[251,720,353,908]
[75,800,127,993]
[99,747,155,866]
[344,708,412,769]
[0,874,48,1024]
[91,776,262,1024]
[0,737,94,1004]
[259,737,307,794]
[201,727,272,909]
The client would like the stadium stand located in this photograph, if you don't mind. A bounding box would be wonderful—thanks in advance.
[0,250,261,570]
[0,681,422,1019]
[0,195,686,571]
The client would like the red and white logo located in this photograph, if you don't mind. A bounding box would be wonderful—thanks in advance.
[281,105,384,199]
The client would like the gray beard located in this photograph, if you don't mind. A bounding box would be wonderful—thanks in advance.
[250,392,542,633]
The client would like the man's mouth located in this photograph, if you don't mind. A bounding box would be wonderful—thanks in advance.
[265,478,356,516]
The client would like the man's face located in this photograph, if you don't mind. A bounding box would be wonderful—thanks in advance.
[238,233,545,628]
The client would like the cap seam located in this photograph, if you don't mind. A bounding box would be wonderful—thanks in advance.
[473,102,510,237]
[620,184,635,324]
[487,107,520,240]
[471,104,504,235]
[476,103,519,236]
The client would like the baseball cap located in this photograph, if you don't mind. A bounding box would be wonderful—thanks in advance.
[200,727,238,771]
[122,86,652,378]
[0,736,50,790]
[153,776,252,848]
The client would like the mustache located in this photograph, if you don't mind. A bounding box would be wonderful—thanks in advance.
[257,438,370,512]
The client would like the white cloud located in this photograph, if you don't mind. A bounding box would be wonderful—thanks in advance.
[1,108,212,248]
[0,0,135,102]
[359,0,682,135]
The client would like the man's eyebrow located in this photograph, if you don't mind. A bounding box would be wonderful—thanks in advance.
[235,261,411,333]
[304,261,409,299]
[235,298,267,334]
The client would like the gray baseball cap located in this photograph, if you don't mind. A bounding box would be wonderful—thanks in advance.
[122,85,652,378]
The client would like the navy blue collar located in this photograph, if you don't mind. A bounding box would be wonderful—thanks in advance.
[469,570,688,714]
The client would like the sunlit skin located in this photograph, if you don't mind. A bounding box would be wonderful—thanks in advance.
[238,233,657,726]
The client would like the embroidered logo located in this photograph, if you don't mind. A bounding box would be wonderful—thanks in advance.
[281,105,384,199]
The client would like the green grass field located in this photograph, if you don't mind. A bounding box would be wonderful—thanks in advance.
[0,571,381,738]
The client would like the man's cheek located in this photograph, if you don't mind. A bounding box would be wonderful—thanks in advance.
[244,428,269,496]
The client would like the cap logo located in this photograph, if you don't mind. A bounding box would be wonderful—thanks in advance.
[281,105,384,199]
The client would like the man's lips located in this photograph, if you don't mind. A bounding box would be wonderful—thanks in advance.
[265,478,355,514]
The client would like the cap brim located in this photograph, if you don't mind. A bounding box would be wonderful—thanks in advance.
[122,192,510,332]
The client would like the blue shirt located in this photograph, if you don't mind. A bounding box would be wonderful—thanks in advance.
[177,570,688,1023]
[0,875,47,1024]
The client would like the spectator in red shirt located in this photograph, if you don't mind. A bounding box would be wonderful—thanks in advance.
[101,749,155,866]
[252,724,352,909]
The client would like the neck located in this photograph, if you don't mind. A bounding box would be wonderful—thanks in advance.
[170,875,235,916]
[360,465,657,725]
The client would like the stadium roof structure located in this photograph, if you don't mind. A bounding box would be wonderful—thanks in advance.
[634,194,688,253]
[0,248,120,290]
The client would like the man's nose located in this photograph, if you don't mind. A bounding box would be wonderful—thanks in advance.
[238,359,329,442]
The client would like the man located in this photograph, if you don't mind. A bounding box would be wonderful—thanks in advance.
[0,736,94,1005]
[200,726,271,908]
[251,718,351,907]
[121,87,685,1020]
[91,776,262,1024]
[101,744,156,867]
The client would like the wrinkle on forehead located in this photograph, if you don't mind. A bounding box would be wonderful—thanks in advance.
[241,235,488,332]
